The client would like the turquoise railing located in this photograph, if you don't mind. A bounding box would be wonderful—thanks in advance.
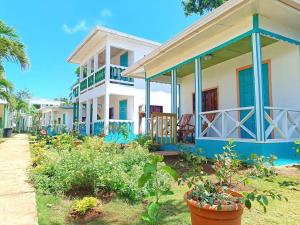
[110,65,134,83]
[79,123,86,136]
[94,120,105,135]
[73,86,79,98]
[88,74,94,87]
[95,67,105,84]
[80,79,87,91]
[108,120,134,134]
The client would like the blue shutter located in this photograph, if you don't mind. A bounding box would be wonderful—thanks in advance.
[120,52,128,67]
[119,100,127,120]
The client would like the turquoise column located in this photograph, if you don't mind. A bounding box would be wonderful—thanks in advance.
[171,70,177,115]
[145,79,150,134]
[252,15,265,142]
[194,58,202,139]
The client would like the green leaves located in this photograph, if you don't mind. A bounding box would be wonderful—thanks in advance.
[161,165,178,181]
[142,202,160,225]
[138,173,152,188]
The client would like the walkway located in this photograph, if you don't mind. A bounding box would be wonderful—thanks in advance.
[0,134,38,225]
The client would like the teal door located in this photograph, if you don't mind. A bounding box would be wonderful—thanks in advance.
[120,52,128,67]
[238,63,270,138]
[119,100,127,120]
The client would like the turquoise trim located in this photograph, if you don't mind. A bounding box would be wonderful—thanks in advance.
[119,100,127,120]
[253,14,259,32]
[259,28,300,46]
[94,120,104,135]
[160,139,300,166]
[146,30,253,81]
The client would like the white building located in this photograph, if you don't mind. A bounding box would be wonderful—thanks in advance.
[21,98,62,132]
[68,26,171,136]
[40,105,73,135]
[124,0,300,165]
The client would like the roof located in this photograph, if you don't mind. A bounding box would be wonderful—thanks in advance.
[67,26,161,64]
[123,0,300,78]
[39,105,73,112]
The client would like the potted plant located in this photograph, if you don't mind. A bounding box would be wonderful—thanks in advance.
[182,141,287,225]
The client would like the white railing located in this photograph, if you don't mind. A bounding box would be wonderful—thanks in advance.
[264,107,300,140]
[199,106,256,140]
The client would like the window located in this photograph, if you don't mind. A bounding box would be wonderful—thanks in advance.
[193,88,218,113]
[62,114,66,125]
[150,105,163,113]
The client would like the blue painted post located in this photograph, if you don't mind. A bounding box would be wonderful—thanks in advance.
[171,70,177,115]
[194,58,202,139]
[178,84,181,118]
[252,28,265,142]
[145,79,150,134]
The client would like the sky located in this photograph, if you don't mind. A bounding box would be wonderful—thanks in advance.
[0,0,200,99]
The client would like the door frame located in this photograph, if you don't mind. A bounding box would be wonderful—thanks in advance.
[192,86,219,114]
[235,59,273,138]
[119,99,128,120]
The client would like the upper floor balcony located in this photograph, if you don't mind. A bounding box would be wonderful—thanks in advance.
[71,46,135,99]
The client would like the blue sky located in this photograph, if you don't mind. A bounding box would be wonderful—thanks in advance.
[1,0,199,99]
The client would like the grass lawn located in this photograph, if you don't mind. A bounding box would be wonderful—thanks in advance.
[36,170,300,225]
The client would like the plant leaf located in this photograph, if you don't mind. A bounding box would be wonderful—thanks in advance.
[148,202,159,220]
[245,199,252,209]
[162,165,178,180]
[138,173,152,188]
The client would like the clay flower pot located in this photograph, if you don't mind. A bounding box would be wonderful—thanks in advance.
[184,190,244,225]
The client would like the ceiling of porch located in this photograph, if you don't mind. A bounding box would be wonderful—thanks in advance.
[157,35,277,79]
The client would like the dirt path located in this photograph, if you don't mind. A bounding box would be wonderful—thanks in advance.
[0,134,38,225]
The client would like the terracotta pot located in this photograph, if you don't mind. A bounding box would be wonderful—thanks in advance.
[184,190,244,225]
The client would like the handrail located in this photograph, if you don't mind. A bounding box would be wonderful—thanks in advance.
[199,106,256,140]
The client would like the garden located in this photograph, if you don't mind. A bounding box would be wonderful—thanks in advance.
[29,133,300,225]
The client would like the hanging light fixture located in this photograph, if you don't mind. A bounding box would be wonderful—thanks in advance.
[203,54,213,61]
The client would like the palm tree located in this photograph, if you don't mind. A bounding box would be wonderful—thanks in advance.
[0,20,29,104]
[0,20,29,70]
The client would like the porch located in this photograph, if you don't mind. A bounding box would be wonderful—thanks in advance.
[75,93,135,137]
[139,14,300,163]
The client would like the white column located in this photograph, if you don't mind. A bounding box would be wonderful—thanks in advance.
[171,70,177,115]
[252,32,265,142]
[145,79,150,134]
[87,59,91,77]
[86,100,91,135]
[78,102,83,123]
[104,93,110,135]
[194,58,202,139]
[50,111,54,126]
[94,53,99,71]
[92,97,98,134]
[105,44,111,82]
[80,66,83,80]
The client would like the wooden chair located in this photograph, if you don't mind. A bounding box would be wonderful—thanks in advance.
[177,114,194,142]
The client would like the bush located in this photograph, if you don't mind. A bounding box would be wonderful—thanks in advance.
[30,135,152,201]
[71,197,102,215]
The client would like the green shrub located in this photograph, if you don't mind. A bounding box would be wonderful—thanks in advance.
[30,135,152,201]
[71,197,102,215]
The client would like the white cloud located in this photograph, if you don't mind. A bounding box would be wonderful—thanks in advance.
[62,20,88,34]
[101,8,112,17]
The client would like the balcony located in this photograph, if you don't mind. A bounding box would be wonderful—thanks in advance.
[110,65,134,85]
[76,64,134,95]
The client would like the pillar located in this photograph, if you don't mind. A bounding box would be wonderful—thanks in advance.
[145,79,150,134]
[104,93,110,135]
[252,31,265,142]
[92,97,98,134]
[86,100,91,135]
[194,58,202,139]
[171,70,177,114]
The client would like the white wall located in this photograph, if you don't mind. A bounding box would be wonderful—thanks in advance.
[180,41,300,116]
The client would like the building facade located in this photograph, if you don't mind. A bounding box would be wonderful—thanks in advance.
[124,0,300,165]
[68,27,171,137]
